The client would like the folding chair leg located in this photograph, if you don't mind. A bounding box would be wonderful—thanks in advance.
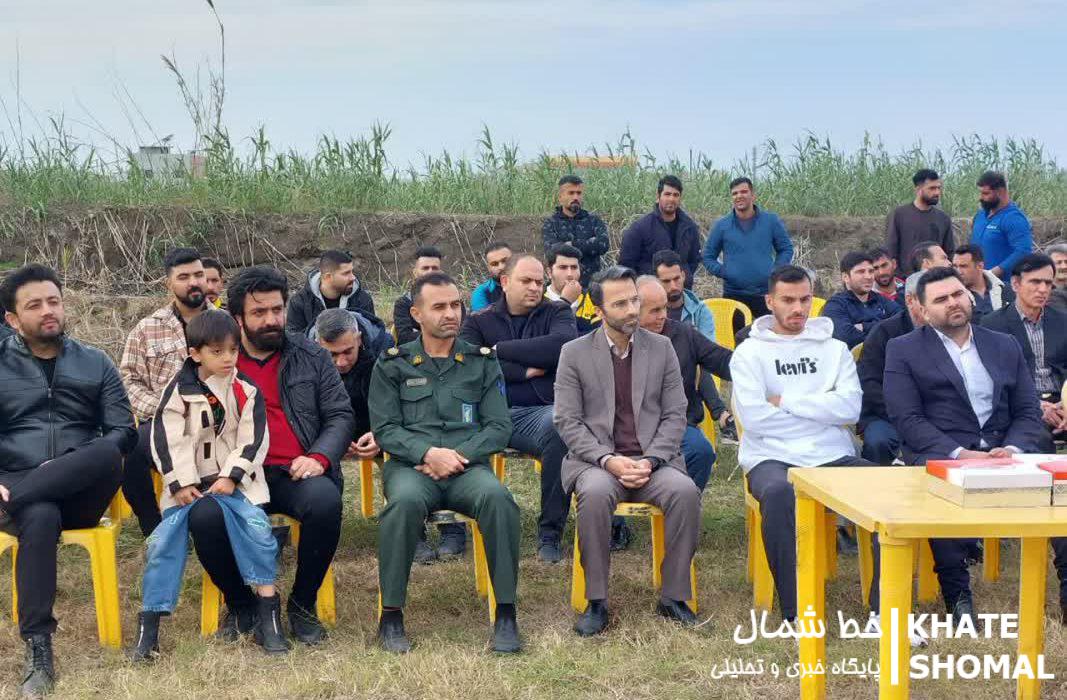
[983,537,1000,582]
[471,523,489,599]
[359,459,375,518]
[201,571,222,637]
[10,546,18,625]
[857,527,874,608]
[570,527,587,613]
[316,566,337,625]
[687,560,698,614]
[650,513,666,591]
[81,528,121,648]
[745,506,755,583]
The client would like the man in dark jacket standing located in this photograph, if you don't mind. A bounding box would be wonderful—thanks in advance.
[227,267,354,646]
[0,264,136,697]
[619,175,702,287]
[286,250,376,335]
[461,255,578,563]
[542,175,610,286]
[822,251,901,349]
[885,169,955,275]
[637,276,731,490]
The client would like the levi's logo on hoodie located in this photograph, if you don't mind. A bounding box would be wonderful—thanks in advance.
[774,357,818,376]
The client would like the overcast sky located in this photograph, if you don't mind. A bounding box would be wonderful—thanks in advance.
[2,0,1066,169]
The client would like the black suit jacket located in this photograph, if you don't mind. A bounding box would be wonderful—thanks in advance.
[884,324,1045,463]
[857,311,914,430]
[979,304,1067,395]
[662,319,732,425]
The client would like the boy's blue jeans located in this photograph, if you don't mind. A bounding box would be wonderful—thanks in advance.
[142,493,278,613]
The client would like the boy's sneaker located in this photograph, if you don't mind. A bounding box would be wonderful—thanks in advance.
[128,611,162,662]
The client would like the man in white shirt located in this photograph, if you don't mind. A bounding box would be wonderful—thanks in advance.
[884,266,1047,621]
[731,265,870,623]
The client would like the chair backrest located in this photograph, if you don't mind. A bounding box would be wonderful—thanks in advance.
[703,298,753,350]
[810,296,827,317]
[851,343,863,362]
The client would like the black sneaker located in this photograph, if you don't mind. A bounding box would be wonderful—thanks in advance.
[537,535,563,564]
[610,521,632,552]
[19,634,54,698]
[491,605,522,653]
[437,523,467,559]
[288,602,327,645]
[128,611,162,662]
[216,604,256,642]
[574,600,609,637]
[377,609,411,654]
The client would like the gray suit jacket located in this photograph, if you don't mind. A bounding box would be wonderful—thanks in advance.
[553,326,688,492]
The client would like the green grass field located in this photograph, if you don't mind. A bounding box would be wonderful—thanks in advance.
[0,452,1064,699]
[3,127,1066,219]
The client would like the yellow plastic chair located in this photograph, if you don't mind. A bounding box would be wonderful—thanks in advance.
[702,298,753,351]
[0,510,122,648]
[570,502,698,614]
[200,513,336,637]
[376,510,498,623]
[851,343,863,362]
[359,455,516,518]
[491,451,542,482]
[109,465,163,524]
[810,297,827,316]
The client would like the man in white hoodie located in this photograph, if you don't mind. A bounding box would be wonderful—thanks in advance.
[731,265,870,622]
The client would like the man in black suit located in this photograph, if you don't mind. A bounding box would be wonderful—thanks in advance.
[980,253,1067,449]
[884,267,1058,621]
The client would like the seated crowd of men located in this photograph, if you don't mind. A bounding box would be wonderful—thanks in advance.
[0,168,1064,698]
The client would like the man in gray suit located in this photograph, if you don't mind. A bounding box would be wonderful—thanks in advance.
[553,266,701,636]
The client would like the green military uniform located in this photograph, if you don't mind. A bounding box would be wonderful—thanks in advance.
[369,336,517,608]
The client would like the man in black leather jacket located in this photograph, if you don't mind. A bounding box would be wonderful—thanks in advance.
[0,264,136,697]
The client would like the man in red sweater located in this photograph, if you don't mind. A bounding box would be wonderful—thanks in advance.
[211,267,353,645]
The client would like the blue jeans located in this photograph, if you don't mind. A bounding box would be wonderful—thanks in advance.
[142,493,278,613]
[860,419,901,465]
[681,425,716,490]
[508,404,569,539]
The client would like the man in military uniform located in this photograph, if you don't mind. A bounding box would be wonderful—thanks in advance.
[369,271,520,654]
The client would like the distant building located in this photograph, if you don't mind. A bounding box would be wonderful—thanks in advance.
[132,146,205,179]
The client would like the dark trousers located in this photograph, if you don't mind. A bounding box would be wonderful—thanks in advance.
[860,418,902,465]
[1,441,122,637]
[195,468,342,613]
[121,422,162,537]
[508,405,570,540]
[746,456,874,619]
[724,291,770,336]
[928,537,1067,610]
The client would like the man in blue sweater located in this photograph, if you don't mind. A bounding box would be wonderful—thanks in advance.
[471,242,512,312]
[971,171,1033,281]
[822,251,901,349]
[703,177,794,333]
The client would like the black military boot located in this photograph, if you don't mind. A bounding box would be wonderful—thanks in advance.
[19,634,55,698]
[491,603,522,653]
[128,611,162,662]
[377,609,412,653]
[217,603,257,642]
[253,594,292,655]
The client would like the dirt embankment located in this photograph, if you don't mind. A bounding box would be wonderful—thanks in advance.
[2,207,1066,295]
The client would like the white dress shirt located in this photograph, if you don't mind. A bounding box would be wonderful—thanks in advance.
[933,327,998,458]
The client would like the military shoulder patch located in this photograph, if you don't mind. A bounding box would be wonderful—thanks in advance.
[479,346,494,357]
[385,347,402,359]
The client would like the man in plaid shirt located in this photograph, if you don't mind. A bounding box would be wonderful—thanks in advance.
[119,248,208,536]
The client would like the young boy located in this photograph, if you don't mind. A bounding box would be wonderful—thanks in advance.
[130,310,289,660]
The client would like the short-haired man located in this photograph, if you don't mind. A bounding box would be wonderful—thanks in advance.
[394,245,468,346]
[461,255,578,562]
[471,242,512,312]
[653,249,733,441]
[0,265,136,696]
[822,251,900,348]
[369,272,520,654]
[619,176,702,286]
[314,309,381,461]
[980,254,1067,449]
[545,243,599,334]
[119,247,208,536]
[971,171,1034,281]
[286,250,375,334]
[870,247,905,310]
[226,267,354,645]
[201,257,226,308]
[554,267,701,635]
[703,176,794,329]
[952,243,1013,320]
[886,169,955,274]
[542,175,610,286]
[1045,243,1067,312]
[857,272,925,465]
[731,265,871,623]
[910,241,951,273]
[885,267,1049,621]
[636,276,731,490]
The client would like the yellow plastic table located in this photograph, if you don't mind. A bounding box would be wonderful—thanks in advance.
[790,466,1066,700]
